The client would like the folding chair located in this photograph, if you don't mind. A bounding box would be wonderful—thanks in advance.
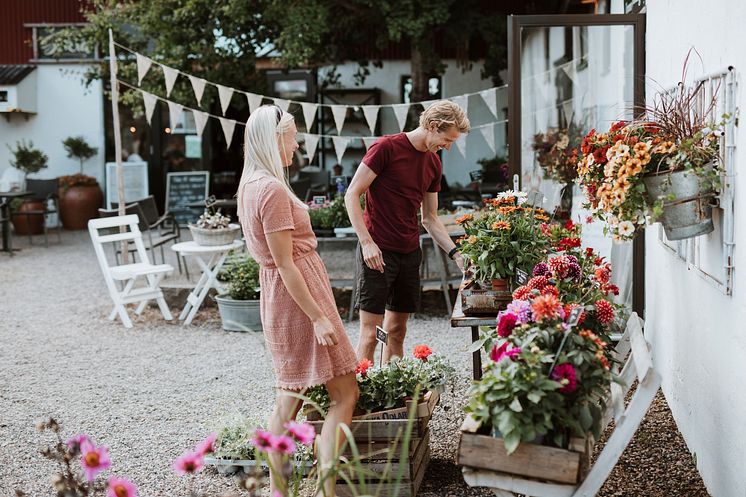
[88,214,174,328]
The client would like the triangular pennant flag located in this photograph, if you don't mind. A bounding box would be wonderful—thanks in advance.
[161,65,179,97]
[559,61,579,88]
[246,92,263,114]
[362,105,379,135]
[167,101,184,130]
[451,95,468,114]
[216,84,234,115]
[303,133,320,163]
[480,125,495,154]
[192,109,209,137]
[561,99,574,123]
[188,75,206,105]
[273,98,290,113]
[301,102,319,130]
[136,53,153,86]
[331,136,350,163]
[218,117,237,149]
[141,91,157,125]
[455,134,467,157]
[330,105,347,134]
[362,137,379,150]
[393,104,410,132]
[420,100,436,109]
[479,88,498,119]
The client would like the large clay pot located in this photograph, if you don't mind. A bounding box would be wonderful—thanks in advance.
[11,199,45,235]
[59,184,104,230]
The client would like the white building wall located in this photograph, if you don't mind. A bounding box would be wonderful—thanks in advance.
[0,64,105,187]
[645,2,746,496]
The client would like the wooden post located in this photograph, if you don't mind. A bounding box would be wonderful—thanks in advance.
[108,29,128,263]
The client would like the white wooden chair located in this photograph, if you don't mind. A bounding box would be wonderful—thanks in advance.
[462,312,661,497]
[88,214,174,328]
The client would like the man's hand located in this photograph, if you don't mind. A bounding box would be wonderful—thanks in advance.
[453,252,466,272]
[362,240,385,273]
[313,316,339,346]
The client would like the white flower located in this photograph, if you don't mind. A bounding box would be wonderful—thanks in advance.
[618,220,635,237]
[495,190,528,204]
[587,153,595,166]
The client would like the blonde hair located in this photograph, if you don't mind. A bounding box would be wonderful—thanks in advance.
[237,105,306,212]
[419,100,471,133]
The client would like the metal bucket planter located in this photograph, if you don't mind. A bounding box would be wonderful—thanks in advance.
[215,294,262,332]
[642,164,717,240]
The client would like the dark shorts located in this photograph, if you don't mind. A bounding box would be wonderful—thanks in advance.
[355,243,422,315]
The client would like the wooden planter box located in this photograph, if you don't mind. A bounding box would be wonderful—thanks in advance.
[457,415,590,485]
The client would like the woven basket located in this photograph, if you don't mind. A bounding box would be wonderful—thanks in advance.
[189,223,241,246]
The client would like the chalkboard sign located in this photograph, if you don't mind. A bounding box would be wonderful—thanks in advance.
[515,268,529,286]
[469,170,483,182]
[165,172,210,226]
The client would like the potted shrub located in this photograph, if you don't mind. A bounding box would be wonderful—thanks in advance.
[215,254,261,332]
[189,207,240,246]
[58,136,102,230]
[532,123,584,219]
[7,140,48,235]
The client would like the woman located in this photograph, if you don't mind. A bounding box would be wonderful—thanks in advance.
[237,105,359,496]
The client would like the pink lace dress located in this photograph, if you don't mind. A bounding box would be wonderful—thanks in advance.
[238,176,357,390]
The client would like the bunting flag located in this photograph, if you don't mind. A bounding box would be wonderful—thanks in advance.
[188,75,206,106]
[330,105,347,134]
[273,98,290,113]
[362,137,378,150]
[301,102,319,130]
[192,109,209,137]
[142,91,157,125]
[480,125,495,154]
[420,100,436,109]
[451,95,468,114]
[561,99,574,124]
[479,88,498,119]
[216,84,234,115]
[246,92,263,114]
[218,117,236,149]
[332,136,350,163]
[136,53,152,85]
[167,101,184,130]
[161,65,179,97]
[362,105,379,135]
[303,133,319,163]
[392,104,410,132]
[455,133,467,157]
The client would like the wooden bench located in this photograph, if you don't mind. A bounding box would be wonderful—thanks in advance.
[460,312,661,497]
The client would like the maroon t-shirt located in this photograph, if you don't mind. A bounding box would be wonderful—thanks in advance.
[361,133,441,253]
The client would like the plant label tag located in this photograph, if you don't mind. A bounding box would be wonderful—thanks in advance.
[375,326,389,345]
[312,195,327,205]
[567,307,583,327]
[469,170,483,182]
[515,268,529,286]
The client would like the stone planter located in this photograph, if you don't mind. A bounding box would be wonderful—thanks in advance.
[189,224,241,246]
[59,184,104,230]
[215,293,262,332]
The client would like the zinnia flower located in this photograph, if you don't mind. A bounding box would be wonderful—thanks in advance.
[195,433,217,456]
[413,344,433,360]
[107,477,137,497]
[491,221,511,231]
[271,434,297,455]
[355,358,373,375]
[531,294,563,322]
[172,451,203,476]
[284,421,316,446]
[250,429,274,452]
[532,262,550,277]
[80,441,112,481]
[456,214,473,224]
[552,363,578,393]
[497,312,518,338]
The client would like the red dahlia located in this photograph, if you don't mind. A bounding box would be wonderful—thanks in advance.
[595,300,614,324]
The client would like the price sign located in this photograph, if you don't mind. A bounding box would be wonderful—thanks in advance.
[313,195,327,205]
[567,307,584,327]
[375,326,389,345]
[515,268,529,286]
[469,170,483,182]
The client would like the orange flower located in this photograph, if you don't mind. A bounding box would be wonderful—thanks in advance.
[531,294,563,321]
[355,358,373,375]
[491,221,511,231]
[456,214,473,224]
[413,344,433,360]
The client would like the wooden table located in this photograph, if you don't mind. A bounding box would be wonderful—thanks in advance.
[450,287,498,380]
[0,191,33,253]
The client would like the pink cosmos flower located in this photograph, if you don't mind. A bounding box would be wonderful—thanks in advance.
[80,441,112,481]
[172,451,204,476]
[195,432,217,456]
[551,363,578,394]
[107,477,138,497]
[284,421,316,446]
[271,434,297,455]
[250,429,274,452]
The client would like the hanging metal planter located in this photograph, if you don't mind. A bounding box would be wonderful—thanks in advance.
[642,162,718,241]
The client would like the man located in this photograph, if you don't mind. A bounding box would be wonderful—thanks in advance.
[345,100,469,363]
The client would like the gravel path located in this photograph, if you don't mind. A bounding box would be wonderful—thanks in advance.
[0,231,708,496]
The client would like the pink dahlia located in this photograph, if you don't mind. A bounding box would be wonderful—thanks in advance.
[497,312,518,338]
[551,363,578,393]
[506,300,532,324]
[271,434,297,455]
[285,421,316,446]
[250,429,274,452]
[172,451,204,476]
[107,477,137,497]
[195,432,217,456]
[80,441,111,481]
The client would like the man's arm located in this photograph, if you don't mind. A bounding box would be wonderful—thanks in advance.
[345,163,385,272]
[421,192,465,271]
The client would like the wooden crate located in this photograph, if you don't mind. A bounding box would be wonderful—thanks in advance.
[457,415,589,485]
[460,287,512,316]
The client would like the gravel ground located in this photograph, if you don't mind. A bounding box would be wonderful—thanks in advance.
[0,231,708,496]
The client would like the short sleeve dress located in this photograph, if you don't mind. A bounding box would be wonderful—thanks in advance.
[238,176,357,390]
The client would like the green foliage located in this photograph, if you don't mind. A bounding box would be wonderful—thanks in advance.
[7,140,48,177]
[307,194,353,230]
[221,254,260,301]
[211,414,264,460]
[62,136,98,174]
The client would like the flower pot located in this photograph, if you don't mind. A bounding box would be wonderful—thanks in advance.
[189,224,241,246]
[491,278,509,292]
[11,199,46,235]
[215,294,262,332]
[642,164,716,240]
[59,184,104,230]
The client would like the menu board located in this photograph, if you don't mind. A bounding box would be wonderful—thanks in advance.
[165,172,210,226]
[105,161,149,209]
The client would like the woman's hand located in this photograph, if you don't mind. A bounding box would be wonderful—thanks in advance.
[313,316,339,346]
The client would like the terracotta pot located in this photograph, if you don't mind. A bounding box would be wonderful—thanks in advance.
[11,199,45,235]
[59,184,104,230]
[491,278,510,292]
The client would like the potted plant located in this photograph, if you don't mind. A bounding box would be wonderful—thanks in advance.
[532,123,584,219]
[189,207,240,246]
[58,136,102,230]
[215,254,261,332]
[7,140,48,235]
